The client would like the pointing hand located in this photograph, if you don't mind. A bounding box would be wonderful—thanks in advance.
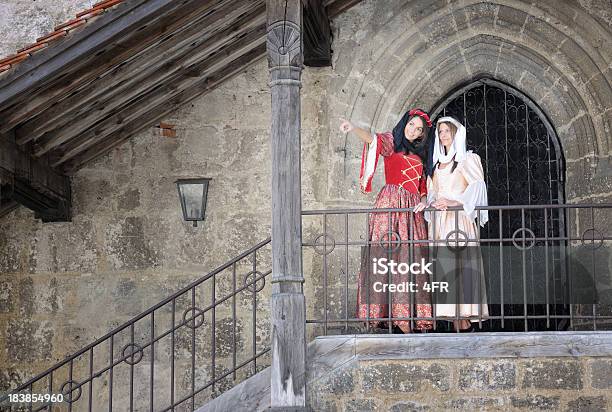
[339,118,354,133]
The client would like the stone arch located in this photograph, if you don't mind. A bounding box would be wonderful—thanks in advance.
[332,0,611,203]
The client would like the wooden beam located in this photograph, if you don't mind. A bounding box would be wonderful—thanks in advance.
[266,0,306,409]
[0,135,71,222]
[0,183,18,219]
[51,22,267,167]
[14,0,240,146]
[303,0,332,67]
[59,44,267,174]
[325,0,362,18]
[0,0,217,134]
[0,199,19,219]
[31,3,266,157]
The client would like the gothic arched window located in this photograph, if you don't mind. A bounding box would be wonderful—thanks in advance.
[431,78,568,331]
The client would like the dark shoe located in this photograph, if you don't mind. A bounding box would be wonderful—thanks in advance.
[392,325,413,334]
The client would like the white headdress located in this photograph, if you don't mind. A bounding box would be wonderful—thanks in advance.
[432,116,467,165]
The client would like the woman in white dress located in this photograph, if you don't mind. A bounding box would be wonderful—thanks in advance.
[426,116,489,332]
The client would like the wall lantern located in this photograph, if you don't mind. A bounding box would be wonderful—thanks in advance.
[175,178,211,227]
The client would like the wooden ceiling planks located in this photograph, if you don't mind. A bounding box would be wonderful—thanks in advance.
[54,7,271,173]
[0,0,363,219]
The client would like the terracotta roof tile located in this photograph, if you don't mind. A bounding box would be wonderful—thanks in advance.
[76,0,123,18]
[92,0,125,11]
[0,53,29,67]
[36,30,68,44]
[0,0,126,75]
[74,8,106,21]
[54,17,88,32]
[17,42,48,54]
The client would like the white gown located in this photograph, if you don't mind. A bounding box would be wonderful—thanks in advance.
[426,152,489,319]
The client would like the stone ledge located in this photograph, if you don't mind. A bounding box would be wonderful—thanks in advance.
[315,331,612,360]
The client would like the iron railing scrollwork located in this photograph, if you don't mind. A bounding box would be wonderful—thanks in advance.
[0,238,272,412]
[302,204,612,335]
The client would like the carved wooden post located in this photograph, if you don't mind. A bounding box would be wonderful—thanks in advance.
[267,0,306,410]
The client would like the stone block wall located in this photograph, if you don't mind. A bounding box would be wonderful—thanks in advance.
[309,357,612,411]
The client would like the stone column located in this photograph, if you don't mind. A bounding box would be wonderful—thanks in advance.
[266,0,306,410]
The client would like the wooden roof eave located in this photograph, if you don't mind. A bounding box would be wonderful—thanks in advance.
[0,0,362,221]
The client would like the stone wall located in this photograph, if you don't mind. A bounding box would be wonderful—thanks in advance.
[310,357,612,411]
[305,333,612,412]
[323,0,612,204]
[1,0,611,405]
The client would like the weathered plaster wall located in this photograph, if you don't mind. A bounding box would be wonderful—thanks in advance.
[0,0,96,58]
[1,0,611,406]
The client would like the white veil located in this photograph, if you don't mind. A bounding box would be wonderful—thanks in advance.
[432,116,467,164]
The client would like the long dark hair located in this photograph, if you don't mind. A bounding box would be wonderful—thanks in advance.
[392,109,430,162]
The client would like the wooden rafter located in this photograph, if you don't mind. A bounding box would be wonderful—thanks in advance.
[303,0,332,67]
[0,134,71,221]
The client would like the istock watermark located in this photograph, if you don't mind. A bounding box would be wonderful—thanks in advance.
[372,257,433,275]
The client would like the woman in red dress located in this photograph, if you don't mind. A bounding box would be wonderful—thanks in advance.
[340,109,433,333]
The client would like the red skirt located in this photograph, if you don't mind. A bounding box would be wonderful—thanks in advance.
[356,184,433,330]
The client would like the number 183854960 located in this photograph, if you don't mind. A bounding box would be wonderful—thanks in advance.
[8,393,64,403]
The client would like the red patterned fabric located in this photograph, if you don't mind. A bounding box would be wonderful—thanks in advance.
[360,133,427,196]
[356,134,433,331]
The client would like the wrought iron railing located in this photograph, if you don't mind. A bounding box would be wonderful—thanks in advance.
[0,238,272,412]
[302,204,612,336]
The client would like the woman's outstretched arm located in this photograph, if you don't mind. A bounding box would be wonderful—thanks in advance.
[339,118,373,144]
